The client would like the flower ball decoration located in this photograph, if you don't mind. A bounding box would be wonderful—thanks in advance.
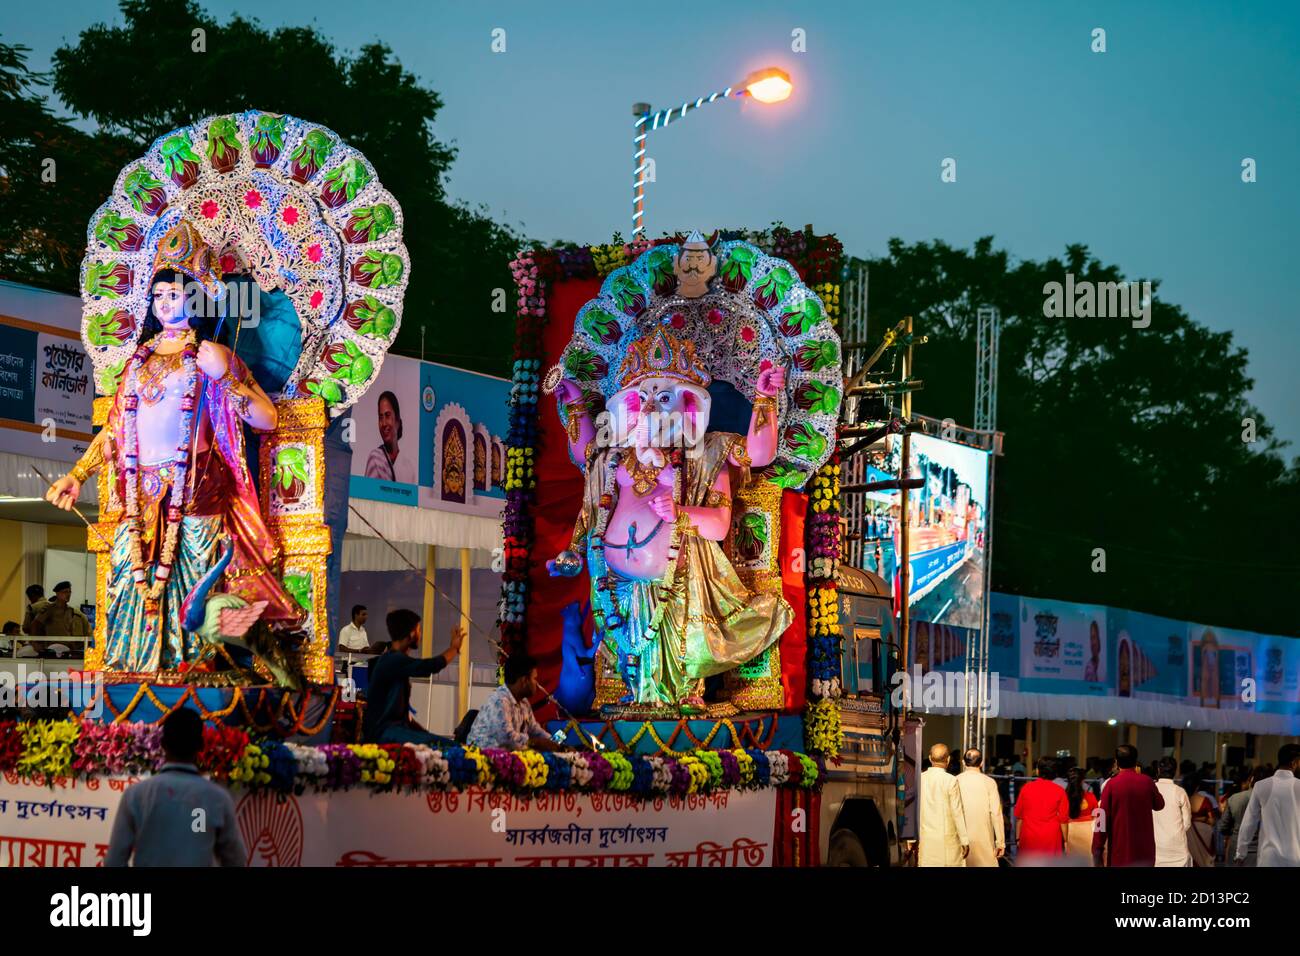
[80,110,409,413]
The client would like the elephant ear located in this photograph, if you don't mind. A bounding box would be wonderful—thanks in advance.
[218,600,269,639]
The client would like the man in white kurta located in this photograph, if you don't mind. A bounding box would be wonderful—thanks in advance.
[1153,758,1192,867]
[919,743,970,867]
[957,748,1005,867]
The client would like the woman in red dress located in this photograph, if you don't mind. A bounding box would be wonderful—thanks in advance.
[1014,757,1071,861]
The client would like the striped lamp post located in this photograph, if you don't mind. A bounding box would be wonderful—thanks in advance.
[631,67,792,239]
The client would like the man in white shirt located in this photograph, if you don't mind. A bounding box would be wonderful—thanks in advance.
[918,743,970,867]
[337,605,370,653]
[956,748,1005,866]
[1237,744,1300,868]
[1152,756,1192,866]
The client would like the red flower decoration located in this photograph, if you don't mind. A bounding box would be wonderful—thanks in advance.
[707,308,725,325]
[307,243,323,263]
[740,326,756,343]
[244,189,262,210]
[200,200,219,220]
[309,290,324,309]
[281,205,300,226]
[759,358,774,372]
[220,254,237,273]
[669,312,686,329]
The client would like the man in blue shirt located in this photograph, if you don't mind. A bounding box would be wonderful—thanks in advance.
[105,708,246,866]
[362,608,464,745]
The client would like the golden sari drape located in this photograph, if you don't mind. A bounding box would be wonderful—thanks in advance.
[580,432,792,705]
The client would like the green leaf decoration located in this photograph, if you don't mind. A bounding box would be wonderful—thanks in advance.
[84,262,125,298]
[348,354,374,384]
[609,273,644,312]
[291,129,334,168]
[307,379,344,403]
[720,246,756,283]
[356,297,396,338]
[797,380,842,415]
[756,266,794,302]
[742,512,770,545]
[94,213,136,250]
[206,117,239,157]
[580,307,621,344]
[779,299,824,337]
[86,312,128,346]
[350,204,396,241]
[563,348,605,381]
[785,423,828,461]
[324,158,371,203]
[122,167,163,211]
[794,339,840,372]
[159,134,200,177]
[251,114,286,152]
[98,359,127,395]
[763,463,808,490]
[282,572,312,613]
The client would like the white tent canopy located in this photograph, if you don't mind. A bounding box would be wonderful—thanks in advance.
[919,689,1300,737]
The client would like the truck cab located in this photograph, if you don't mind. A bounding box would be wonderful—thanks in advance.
[819,565,912,866]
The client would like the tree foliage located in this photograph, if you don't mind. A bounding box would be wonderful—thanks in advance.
[3,0,522,375]
[862,237,1300,636]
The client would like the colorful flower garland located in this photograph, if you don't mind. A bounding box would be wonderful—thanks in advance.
[804,443,845,757]
[0,719,820,797]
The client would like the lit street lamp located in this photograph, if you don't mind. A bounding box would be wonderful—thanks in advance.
[631,67,792,238]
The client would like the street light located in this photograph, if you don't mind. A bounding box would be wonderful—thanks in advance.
[631,66,792,239]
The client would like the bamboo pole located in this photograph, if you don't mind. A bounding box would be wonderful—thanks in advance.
[458,548,472,719]
[423,545,437,724]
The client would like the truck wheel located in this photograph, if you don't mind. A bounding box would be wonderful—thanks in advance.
[827,829,869,867]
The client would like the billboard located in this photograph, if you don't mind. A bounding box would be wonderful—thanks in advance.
[863,432,991,631]
[345,353,509,517]
[1018,597,1108,695]
[0,288,95,464]
[349,354,421,506]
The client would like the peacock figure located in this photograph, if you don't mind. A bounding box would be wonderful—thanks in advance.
[180,543,303,688]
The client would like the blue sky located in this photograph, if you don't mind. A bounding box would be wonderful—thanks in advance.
[5,0,1298,446]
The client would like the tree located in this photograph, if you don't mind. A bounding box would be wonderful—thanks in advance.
[0,40,135,288]
[8,0,523,375]
[860,237,1300,637]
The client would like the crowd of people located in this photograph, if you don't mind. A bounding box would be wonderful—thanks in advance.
[919,741,1300,867]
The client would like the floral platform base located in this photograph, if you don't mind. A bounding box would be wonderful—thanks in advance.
[1,718,822,798]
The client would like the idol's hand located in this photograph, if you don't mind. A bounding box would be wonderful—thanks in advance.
[553,379,581,405]
[755,365,786,397]
[45,476,80,511]
[648,493,677,523]
[547,551,584,577]
[196,341,231,381]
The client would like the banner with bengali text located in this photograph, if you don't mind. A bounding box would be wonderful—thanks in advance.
[0,774,776,868]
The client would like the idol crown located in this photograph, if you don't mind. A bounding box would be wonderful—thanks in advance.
[152,219,225,299]
[618,326,711,390]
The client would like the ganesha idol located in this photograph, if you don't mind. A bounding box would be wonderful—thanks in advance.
[549,327,792,710]
[540,226,852,712]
